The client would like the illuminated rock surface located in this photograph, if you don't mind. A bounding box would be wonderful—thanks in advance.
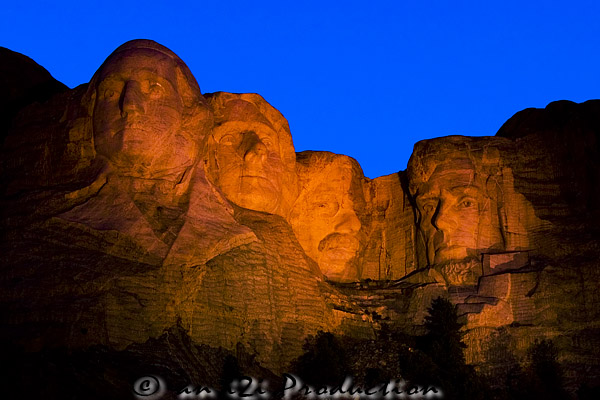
[204,92,298,218]
[290,151,367,282]
[1,40,600,396]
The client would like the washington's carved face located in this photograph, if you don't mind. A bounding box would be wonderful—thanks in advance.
[93,50,194,176]
[290,157,364,281]
[414,162,503,267]
[209,121,287,214]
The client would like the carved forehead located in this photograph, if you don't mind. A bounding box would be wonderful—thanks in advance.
[96,50,179,82]
[407,136,508,196]
[297,152,360,179]
[208,93,296,166]
[414,159,477,194]
[211,120,279,144]
[89,40,202,101]
[296,152,366,200]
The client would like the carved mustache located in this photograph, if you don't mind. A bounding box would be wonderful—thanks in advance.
[318,232,360,253]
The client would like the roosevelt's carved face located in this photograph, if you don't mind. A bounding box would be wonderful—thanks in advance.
[92,49,197,177]
[414,161,503,267]
[290,155,364,281]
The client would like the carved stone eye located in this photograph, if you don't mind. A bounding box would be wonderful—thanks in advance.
[313,201,339,218]
[145,81,164,99]
[457,198,476,209]
[149,82,163,93]
[219,134,236,146]
[103,89,117,99]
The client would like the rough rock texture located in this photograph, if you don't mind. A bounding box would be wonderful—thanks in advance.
[290,151,368,282]
[405,135,549,285]
[289,151,415,282]
[0,40,371,382]
[204,92,298,218]
[0,47,68,144]
[362,171,417,280]
[398,101,600,390]
[1,41,600,395]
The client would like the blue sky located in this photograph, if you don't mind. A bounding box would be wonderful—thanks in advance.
[2,1,599,178]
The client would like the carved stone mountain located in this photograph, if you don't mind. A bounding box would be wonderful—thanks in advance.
[1,40,599,396]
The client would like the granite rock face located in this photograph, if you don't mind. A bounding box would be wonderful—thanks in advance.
[397,101,600,389]
[204,92,298,218]
[290,151,367,282]
[0,40,368,376]
[1,40,600,393]
[0,47,67,144]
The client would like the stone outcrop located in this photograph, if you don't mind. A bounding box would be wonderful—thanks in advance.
[1,40,600,395]
[397,100,600,389]
[0,40,370,377]
[0,46,67,144]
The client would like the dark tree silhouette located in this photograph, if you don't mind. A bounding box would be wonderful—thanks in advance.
[526,339,568,400]
[421,296,466,370]
[219,354,242,399]
[291,331,350,387]
[418,296,489,400]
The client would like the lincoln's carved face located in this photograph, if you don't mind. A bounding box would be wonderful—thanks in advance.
[210,122,285,213]
[290,154,365,281]
[414,161,503,267]
[92,48,198,177]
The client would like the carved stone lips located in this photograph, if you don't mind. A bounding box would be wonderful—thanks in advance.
[319,233,359,254]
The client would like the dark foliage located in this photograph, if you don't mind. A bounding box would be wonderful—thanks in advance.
[288,297,493,399]
[577,383,600,400]
[417,297,490,400]
[219,354,243,399]
[502,339,568,400]
[289,331,350,387]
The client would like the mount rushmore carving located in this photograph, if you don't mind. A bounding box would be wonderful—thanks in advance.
[1,40,599,391]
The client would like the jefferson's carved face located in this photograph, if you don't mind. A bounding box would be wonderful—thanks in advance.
[290,157,364,281]
[93,49,194,176]
[414,161,503,266]
[209,118,287,214]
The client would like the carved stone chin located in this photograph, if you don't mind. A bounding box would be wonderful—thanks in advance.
[435,258,482,286]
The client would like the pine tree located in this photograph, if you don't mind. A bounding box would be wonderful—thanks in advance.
[419,296,489,400]
[526,339,568,400]
[422,296,466,370]
[291,331,349,387]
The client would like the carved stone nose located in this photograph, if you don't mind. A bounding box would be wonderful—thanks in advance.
[432,208,451,232]
[431,198,455,233]
[120,81,145,117]
[241,132,267,163]
[334,209,361,234]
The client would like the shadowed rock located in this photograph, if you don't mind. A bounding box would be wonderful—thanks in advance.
[0,47,68,144]
[1,42,600,395]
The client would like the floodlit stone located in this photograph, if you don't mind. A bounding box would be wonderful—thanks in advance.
[204,92,298,217]
[404,136,545,286]
[290,151,367,282]
[0,41,367,375]
[1,42,600,393]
